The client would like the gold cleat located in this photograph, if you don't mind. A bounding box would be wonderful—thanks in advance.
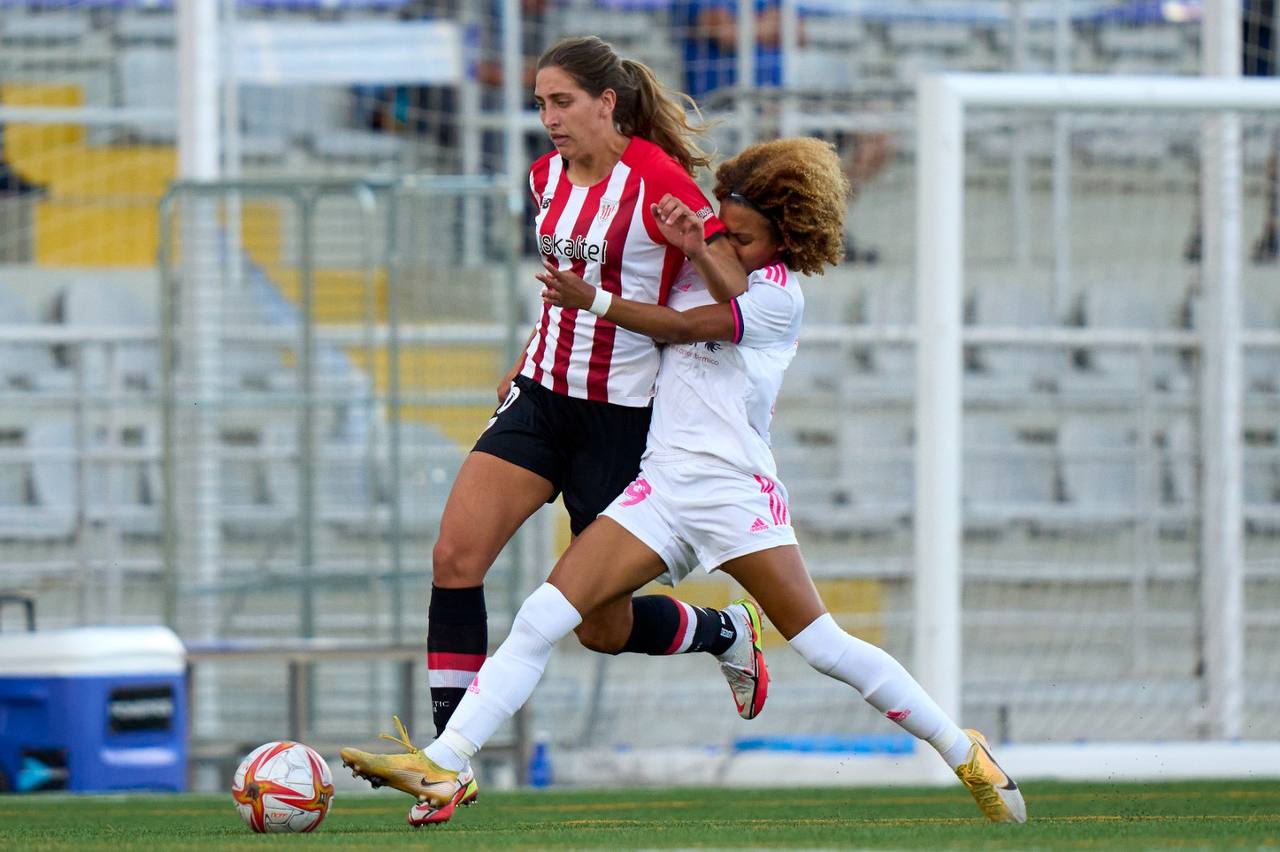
[339,715,461,807]
[955,729,1027,824]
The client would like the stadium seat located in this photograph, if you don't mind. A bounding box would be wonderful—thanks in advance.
[379,421,461,537]
[1163,416,1196,509]
[964,415,1057,527]
[1066,285,1190,393]
[4,418,78,541]
[1058,416,1141,516]
[0,286,73,394]
[59,279,158,393]
[311,129,406,164]
[966,281,1071,394]
[1245,428,1280,534]
[851,278,914,388]
[838,413,913,512]
[114,10,176,46]
[1,11,91,45]
[240,85,350,147]
[117,45,179,143]
[1244,296,1280,395]
[1097,23,1189,73]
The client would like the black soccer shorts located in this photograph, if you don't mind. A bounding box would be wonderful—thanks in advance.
[472,375,652,535]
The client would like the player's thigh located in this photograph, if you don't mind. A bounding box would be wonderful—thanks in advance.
[432,451,555,587]
[548,516,668,618]
[719,544,827,641]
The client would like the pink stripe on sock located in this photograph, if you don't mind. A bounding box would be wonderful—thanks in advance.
[427,652,486,672]
[664,598,690,655]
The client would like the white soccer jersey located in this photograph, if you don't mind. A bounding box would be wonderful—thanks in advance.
[521,137,724,407]
[644,261,803,477]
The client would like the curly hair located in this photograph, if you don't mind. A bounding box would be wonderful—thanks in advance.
[712,137,849,276]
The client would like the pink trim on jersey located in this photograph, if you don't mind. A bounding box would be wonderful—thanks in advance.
[761,262,788,287]
[731,298,745,344]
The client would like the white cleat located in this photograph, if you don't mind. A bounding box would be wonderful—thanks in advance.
[716,599,769,720]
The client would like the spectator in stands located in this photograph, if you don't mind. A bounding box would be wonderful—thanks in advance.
[474,0,559,105]
[354,0,459,154]
[673,0,784,105]
[0,123,44,197]
[673,0,887,263]
[0,163,43,196]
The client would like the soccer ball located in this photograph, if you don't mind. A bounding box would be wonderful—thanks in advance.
[231,741,334,833]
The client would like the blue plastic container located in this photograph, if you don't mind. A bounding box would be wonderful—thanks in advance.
[0,626,187,793]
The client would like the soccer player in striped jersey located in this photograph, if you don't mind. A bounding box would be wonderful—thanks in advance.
[348,37,770,826]
[343,137,1026,825]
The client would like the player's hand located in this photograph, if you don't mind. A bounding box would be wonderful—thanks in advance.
[650,193,706,259]
[537,261,595,311]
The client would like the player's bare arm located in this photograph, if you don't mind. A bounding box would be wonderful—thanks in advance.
[538,262,734,344]
[651,193,747,301]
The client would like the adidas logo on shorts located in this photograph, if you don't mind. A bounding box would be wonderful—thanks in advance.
[750,518,769,533]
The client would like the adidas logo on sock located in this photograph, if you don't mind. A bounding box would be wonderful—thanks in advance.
[750,517,769,533]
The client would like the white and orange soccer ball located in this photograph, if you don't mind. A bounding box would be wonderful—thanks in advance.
[231,741,334,833]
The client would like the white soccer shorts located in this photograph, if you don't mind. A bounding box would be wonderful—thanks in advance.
[600,457,797,585]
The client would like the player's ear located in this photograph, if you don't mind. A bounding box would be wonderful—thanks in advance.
[597,87,616,119]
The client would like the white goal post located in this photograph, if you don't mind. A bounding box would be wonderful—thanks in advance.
[916,73,1280,780]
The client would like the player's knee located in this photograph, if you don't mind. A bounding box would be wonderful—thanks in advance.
[430,536,488,586]
[573,620,627,655]
[788,614,849,675]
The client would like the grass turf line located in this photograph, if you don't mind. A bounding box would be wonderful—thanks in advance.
[2,780,1278,850]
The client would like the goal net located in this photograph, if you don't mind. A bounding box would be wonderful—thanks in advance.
[911,73,1280,768]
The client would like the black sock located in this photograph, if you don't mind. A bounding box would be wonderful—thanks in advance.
[622,595,737,656]
[427,584,487,737]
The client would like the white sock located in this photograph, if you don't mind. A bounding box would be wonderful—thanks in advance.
[424,583,582,770]
[789,613,971,770]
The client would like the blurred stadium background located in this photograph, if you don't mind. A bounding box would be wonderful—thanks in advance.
[0,0,1278,795]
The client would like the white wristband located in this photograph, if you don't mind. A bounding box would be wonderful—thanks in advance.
[588,288,613,317]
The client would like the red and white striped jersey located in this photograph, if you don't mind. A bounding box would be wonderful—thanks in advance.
[521,136,725,407]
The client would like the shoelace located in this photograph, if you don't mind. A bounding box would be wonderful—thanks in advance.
[957,760,1003,814]
[377,715,419,754]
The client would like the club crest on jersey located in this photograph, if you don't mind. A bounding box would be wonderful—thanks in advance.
[540,233,608,264]
[597,199,618,225]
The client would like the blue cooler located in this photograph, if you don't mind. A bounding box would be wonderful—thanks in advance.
[0,626,187,793]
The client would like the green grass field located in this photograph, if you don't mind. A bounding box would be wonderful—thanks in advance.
[4,780,1279,850]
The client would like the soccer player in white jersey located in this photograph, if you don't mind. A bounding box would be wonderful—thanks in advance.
[345,37,771,827]
[343,138,1027,825]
